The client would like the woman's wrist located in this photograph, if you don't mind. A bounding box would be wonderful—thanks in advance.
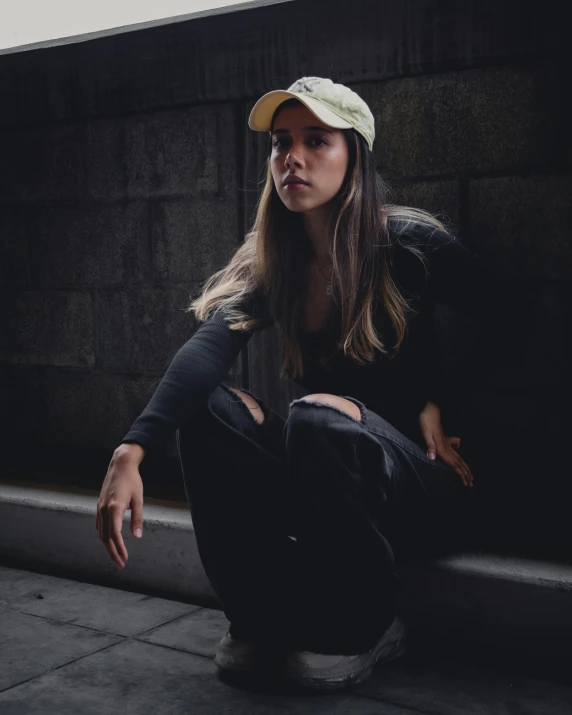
[113,442,146,465]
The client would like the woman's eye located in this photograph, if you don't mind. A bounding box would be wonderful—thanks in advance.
[272,137,326,149]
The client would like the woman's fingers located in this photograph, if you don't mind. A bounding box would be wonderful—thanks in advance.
[440,445,473,487]
[104,531,126,568]
[448,436,461,451]
[111,508,129,564]
[98,505,128,568]
[454,454,473,487]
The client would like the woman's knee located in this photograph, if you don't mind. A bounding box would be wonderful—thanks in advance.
[288,394,363,430]
[225,386,265,425]
[296,394,362,422]
[177,384,265,445]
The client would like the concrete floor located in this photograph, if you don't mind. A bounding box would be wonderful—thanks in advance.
[1,564,571,714]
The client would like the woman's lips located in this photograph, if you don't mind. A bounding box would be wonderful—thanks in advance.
[284,183,309,191]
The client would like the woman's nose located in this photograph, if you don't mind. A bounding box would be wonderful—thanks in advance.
[286,148,303,166]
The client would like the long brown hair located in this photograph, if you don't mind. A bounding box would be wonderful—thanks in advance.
[187,97,452,381]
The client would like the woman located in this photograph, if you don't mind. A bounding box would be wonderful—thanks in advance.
[97,77,500,689]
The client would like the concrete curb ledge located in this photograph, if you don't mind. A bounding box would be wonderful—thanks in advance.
[1,480,571,659]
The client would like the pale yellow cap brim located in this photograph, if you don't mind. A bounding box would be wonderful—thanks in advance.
[248,90,353,133]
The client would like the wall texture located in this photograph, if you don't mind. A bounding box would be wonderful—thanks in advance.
[0,0,568,555]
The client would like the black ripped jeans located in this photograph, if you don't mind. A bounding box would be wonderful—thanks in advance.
[176,382,475,655]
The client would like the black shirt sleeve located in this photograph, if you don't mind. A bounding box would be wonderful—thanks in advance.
[397,223,505,421]
[119,289,272,457]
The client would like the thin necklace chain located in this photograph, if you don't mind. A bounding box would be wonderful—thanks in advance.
[315,262,333,296]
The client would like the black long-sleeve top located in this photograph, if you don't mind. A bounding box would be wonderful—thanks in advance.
[120,219,503,455]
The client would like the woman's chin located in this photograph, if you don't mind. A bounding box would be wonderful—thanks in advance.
[281,194,324,211]
[281,197,314,211]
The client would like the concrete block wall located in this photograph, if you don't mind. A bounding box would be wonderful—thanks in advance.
[0,101,243,499]
[0,0,569,556]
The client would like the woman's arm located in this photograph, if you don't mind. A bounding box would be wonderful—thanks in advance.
[407,224,506,421]
[119,298,268,459]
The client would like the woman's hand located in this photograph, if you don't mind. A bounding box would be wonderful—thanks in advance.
[418,401,474,487]
[96,446,145,569]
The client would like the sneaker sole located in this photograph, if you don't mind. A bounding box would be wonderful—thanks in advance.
[283,615,408,690]
[214,651,255,671]
[214,643,289,673]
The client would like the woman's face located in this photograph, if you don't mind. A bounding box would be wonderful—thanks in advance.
[270,104,349,214]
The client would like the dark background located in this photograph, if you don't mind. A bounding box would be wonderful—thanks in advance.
[0,0,568,559]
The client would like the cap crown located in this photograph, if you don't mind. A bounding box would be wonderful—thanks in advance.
[287,76,375,150]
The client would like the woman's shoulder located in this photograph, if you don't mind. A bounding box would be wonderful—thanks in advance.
[387,216,456,252]
[385,216,458,297]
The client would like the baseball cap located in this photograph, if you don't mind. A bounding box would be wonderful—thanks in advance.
[248,76,375,151]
